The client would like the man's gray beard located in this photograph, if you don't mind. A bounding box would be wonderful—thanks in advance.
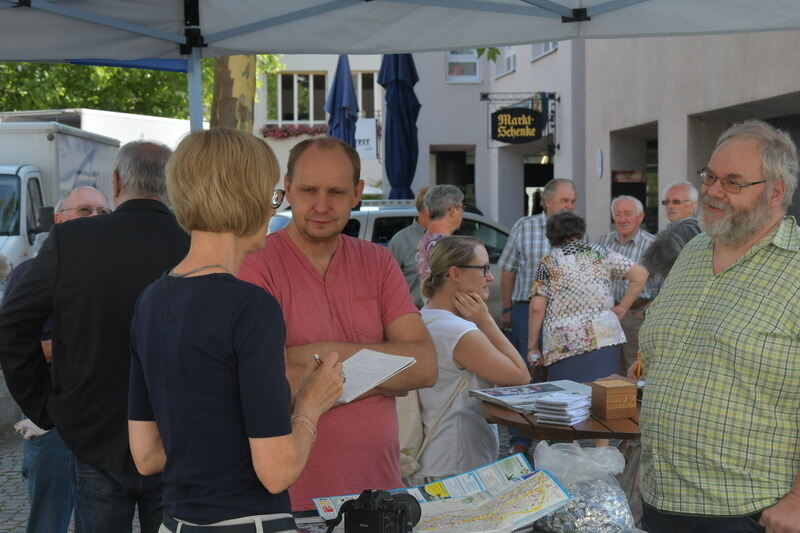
[698,189,773,246]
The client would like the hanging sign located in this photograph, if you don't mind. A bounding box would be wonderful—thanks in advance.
[491,107,543,144]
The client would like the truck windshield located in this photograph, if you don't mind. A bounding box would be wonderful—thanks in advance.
[0,175,20,236]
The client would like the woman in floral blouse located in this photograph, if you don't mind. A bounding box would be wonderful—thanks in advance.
[527,211,648,381]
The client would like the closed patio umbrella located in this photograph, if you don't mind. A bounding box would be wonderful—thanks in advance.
[324,54,359,147]
[378,53,421,200]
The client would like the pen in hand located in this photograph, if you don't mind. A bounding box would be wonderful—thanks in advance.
[313,353,323,368]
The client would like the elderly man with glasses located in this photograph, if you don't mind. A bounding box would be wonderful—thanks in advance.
[0,142,190,533]
[639,120,800,533]
[1,185,110,533]
[661,182,698,223]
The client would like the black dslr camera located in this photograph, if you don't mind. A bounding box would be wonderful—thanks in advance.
[325,489,421,533]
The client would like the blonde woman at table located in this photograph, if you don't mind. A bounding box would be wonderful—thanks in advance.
[411,236,530,486]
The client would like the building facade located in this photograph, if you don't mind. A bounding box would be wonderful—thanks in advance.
[253,54,384,194]
[412,31,800,237]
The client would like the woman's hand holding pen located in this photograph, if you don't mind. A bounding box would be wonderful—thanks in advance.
[295,352,345,421]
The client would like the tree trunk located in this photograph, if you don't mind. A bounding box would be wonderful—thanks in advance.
[210,55,256,132]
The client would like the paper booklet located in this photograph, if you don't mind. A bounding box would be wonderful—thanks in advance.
[312,454,571,533]
[338,349,416,403]
[469,380,592,414]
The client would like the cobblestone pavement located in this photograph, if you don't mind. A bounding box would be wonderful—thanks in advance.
[0,427,31,532]
[0,427,142,533]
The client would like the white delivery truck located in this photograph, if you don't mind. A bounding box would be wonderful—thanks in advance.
[0,122,119,271]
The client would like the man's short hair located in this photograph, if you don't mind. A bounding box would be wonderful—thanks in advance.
[663,182,699,202]
[546,211,585,247]
[715,120,799,209]
[286,137,361,185]
[415,185,431,213]
[540,178,576,208]
[114,141,172,201]
[424,185,464,220]
[611,195,644,216]
[167,128,280,237]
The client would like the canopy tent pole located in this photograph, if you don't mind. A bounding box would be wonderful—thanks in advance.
[184,0,205,131]
[187,48,203,131]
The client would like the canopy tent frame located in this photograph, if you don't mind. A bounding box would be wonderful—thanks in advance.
[4,0,800,130]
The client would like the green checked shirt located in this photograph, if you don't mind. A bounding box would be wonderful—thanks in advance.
[639,216,800,516]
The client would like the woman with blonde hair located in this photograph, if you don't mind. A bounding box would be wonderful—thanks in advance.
[412,236,530,484]
[127,128,344,532]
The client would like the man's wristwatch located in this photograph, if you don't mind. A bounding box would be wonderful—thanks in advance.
[502,307,513,314]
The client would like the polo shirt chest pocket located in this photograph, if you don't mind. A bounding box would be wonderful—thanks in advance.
[348,296,384,344]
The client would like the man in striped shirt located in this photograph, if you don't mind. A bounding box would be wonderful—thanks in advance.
[595,195,655,374]
[498,178,577,358]
[640,119,800,532]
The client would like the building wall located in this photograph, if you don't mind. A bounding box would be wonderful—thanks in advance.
[413,43,578,227]
[253,54,384,191]
[584,30,800,237]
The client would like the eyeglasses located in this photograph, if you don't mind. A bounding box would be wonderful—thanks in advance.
[451,203,465,211]
[59,205,112,217]
[661,199,692,206]
[457,264,491,276]
[271,189,285,209]
[697,169,767,194]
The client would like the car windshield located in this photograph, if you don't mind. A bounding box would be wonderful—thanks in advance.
[0,175,20,236]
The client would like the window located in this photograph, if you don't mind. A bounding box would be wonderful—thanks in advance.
[265,70,379,124]
[446,49,480,83]
[531,41,557,61]
[0,174,20,236]
[352,71,378,119]
[455,218,509,263]
[26,177,43,244]
[495,46,516,78]
[372,216,414,246]
[265,72,327,125]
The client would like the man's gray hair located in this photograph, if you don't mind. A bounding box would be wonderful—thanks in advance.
[715,120,799,209]
[611,195,644,216]
[424,185,464,220]
[664,182,699,202]
[540,178,576,208]
[54,186,109,213]
[114,141,173,201]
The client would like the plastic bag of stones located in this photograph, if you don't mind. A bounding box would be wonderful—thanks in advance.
[531,441,644,533]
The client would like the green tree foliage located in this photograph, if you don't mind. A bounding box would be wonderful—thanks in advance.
[0,55,282,120]
[476,48,501,62]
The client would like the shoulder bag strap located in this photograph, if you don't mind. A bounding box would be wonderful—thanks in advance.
[414,371,470,461]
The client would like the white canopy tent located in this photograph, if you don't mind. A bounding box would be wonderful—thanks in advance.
[2,0,800,129]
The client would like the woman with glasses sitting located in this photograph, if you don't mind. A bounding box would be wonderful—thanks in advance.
[411,236,530,485]
[127,128,344,533]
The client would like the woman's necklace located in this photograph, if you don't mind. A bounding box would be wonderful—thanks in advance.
[169,264,229,278]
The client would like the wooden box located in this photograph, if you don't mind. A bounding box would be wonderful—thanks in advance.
[591,380,637,420]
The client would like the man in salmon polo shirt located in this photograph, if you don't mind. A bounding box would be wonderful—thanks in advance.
[238,137,436,511]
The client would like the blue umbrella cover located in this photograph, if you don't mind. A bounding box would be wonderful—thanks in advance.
[325,55,360,147]
[378,54,421,199]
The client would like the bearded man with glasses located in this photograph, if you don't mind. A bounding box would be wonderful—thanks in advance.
[639,120,800,533]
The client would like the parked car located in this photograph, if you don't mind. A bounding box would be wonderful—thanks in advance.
[268,200,510,323]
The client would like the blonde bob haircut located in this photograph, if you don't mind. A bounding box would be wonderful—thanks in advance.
[422,235,484,299]
[167,128,280,237]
